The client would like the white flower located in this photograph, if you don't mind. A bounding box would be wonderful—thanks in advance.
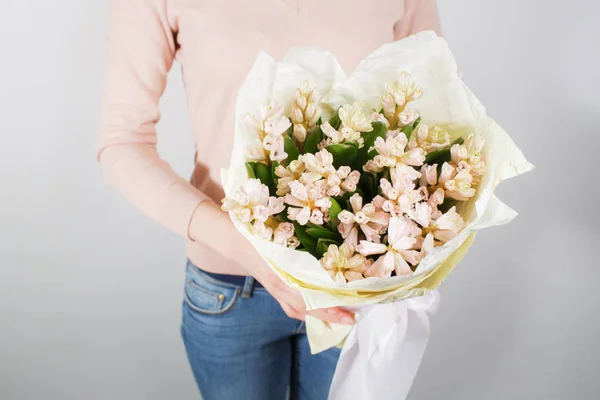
[357,216,423,277]
[321,243,368,284]
[284,180,331,226]
[321,121,365,148]
[339,101,374,133]
[222,179,283,223]
[381,71,423,117]
[337,194,389,243]
[291,81,320,143]
[408,124,451,152]
[444,169,476,201]
[450,133,486,178]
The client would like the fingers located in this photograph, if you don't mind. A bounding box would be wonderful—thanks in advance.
[308,307,355,325]
[393,17,412,41]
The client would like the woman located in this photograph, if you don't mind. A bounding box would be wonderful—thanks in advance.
[97,1,441,398]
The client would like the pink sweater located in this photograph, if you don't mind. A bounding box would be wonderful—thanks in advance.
[98,0,441,272]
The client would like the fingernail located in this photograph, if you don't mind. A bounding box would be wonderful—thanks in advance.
[341,316,354,325]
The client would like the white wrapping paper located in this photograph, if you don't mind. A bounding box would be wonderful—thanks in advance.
[222,31,534,399]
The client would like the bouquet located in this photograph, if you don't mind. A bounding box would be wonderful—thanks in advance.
[222,32,533,399]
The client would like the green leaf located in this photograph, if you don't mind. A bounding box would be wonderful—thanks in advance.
[424,136,465,165]
[284,135,301,165]
[401,124,413,141]
[412,117,421,130]
[306,228,342,241]
[317,238,338,257]
[254,162,275,196]
[303,126,323,154]
[328,110,341,130]
[359,172,378,203]
[353,121,387,170]
[329,197,343,229]
[439,197,458,213]
[293,222,317,256]
[326,143,358,168]
[245,162,257,179]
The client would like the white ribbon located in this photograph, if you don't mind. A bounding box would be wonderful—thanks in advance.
[328,290,441,400]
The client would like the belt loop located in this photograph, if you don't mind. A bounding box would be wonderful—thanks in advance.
[241,276,256,299]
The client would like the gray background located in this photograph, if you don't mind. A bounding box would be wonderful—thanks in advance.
[1,0,598,399]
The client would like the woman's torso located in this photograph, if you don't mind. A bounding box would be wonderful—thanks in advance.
[172,0,404,273]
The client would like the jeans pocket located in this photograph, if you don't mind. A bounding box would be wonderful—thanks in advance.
[184,267,241,316]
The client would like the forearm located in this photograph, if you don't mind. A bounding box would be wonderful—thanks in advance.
[188,201,265,274]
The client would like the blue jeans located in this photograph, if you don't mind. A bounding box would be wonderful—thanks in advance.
[180,261,341,399]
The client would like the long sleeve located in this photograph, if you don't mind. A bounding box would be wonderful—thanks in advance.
[395,0,442,40]
[97,0,208,236]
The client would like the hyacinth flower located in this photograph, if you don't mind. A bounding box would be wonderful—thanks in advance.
[337,193,390,243]
[245,102,291,163]
[273,222,301,249]
[357,216,423,277]
[378,163,427,216]
[450,133,486,180]
[406,201,465,243]
[381,71,423,129]
[274,159,306,196]
[290,81,320,144]
[420,161,476,201]
[284,180,332,226]
[408,123,451,152]
[321,242,369,284]
[364,130,425,173]
[319,101,372,149]
[222,179,285,240]
[300,149,360,196]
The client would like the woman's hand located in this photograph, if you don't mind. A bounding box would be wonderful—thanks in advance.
[189,201,355,325]
[250,255,355,325]
[394,0,442,41]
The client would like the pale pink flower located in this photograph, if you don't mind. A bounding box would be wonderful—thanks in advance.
[274,160,306,196]
[320,243,368,284]
[222,179,283,223]
[398,109,419,127]
[300,150,353,196]
[321,121,364,148]
[368,110,390,128]
[252,220,274,241]
[287,236,301,249]
[358,216,423,277]
[284,181,331,226]
[423,206,465,242]
[454,133,486,178]
[337,194,389,243]
[340,170,361,193]
[368,132,426,172]
[273,222,295,246]
[444,169,476,201]
[244,102,292,162]
[291,81,320,143]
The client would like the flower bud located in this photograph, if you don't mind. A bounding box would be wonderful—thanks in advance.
[291,106,304,124]
[293,124,307,143]
[296,94,307,111]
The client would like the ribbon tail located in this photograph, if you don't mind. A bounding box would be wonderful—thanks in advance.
[328,291,440,400]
